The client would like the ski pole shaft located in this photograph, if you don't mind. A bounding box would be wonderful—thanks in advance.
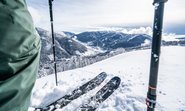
[48,0,58,86]
[146,0,167,111]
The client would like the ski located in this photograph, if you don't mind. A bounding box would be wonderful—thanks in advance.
[76,76,121,111]
[34,72,107,111]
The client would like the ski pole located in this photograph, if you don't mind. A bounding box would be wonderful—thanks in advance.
[48,0,58,86]
[146,0,168,111]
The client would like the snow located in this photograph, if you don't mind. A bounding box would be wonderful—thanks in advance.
[162,33,180,41]
[29,46,185,111]
[153,53,159,62]
[58,32,67,37]
[82,47,104,56]
[155,22,158,30]
[154,3,159,10]
[72,37,105,56]
[141,39,151,47]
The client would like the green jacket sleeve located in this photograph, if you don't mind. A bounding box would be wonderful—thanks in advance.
[0,0,41,111]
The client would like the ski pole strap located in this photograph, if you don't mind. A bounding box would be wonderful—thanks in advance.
[146,92,157,109]
[153,0,168,5]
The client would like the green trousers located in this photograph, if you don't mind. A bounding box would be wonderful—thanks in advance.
[0,0,41,111]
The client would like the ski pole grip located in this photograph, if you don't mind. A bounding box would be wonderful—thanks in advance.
[153,0,168,5]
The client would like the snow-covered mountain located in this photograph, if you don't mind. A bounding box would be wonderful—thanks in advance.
[36,27,87,59]
[75,31,152,50]
[177,37,185,40]
[36,27,185,77]
[36,28,155,77]
[29,46,185,111]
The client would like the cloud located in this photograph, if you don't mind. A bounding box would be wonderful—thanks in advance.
[90,26,185,41]
[26,0,185,34]
[121,27,153,35]
[28,6,42,25]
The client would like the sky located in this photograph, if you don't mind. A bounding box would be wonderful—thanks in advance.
[27,0,185,34]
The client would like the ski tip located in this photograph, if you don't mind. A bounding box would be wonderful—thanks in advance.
[111,76,121,86]
[99,72,108,77]
[100,72,107,75]
[112,76,121,81]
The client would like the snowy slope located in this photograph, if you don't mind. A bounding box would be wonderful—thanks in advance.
[29,46,185,111]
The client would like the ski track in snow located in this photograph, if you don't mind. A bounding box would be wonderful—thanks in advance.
[29,46,185,111]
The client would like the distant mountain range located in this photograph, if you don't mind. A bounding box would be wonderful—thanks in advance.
[74,31,152,50]
[36,27,185,77]
[37,28,154,59]
[176,37,185,40]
